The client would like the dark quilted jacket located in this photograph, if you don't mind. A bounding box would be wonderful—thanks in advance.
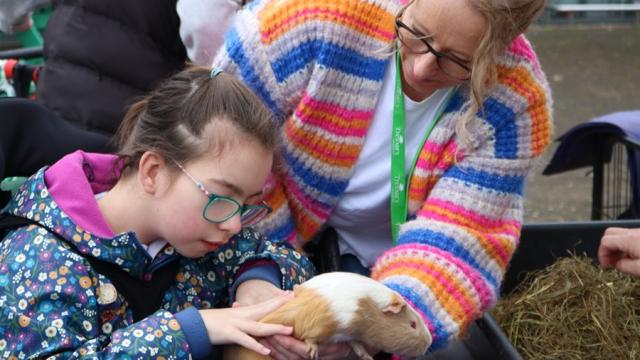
[36,0,188,135]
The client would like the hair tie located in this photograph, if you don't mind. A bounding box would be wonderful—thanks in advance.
[210,67,224,78]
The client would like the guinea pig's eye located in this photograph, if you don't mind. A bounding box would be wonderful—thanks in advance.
[410,321,417,329]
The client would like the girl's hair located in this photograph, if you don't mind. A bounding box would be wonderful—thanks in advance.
[115,65,275,175]
[459,0,547,139]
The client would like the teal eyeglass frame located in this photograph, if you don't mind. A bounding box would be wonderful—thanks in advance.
[175,162,272,226]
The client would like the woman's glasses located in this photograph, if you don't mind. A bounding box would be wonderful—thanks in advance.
[175,162,272,227]
[395,8,472,80]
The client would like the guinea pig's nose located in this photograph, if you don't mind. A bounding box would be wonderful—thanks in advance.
[411,320,417,329]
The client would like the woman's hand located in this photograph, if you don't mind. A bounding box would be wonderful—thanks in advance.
[199,291,294,356]
[234,279,284,306]
[599,227,640,277]
[260,336,373,360]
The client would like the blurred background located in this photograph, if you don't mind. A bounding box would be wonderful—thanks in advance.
[524,2,640,222]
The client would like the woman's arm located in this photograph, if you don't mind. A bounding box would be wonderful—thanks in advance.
[372,37,553,350]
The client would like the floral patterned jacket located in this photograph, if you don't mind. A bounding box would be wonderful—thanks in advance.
[0,157,314,359]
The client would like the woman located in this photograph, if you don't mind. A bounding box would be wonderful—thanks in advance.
[214,0,552,357]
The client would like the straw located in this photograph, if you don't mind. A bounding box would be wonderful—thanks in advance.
[492,255,640,360]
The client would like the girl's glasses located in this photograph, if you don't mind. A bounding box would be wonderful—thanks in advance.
[175,162,272,227]
[395,8,472,80]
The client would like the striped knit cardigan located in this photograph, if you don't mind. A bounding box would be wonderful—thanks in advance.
[214,0,553,350]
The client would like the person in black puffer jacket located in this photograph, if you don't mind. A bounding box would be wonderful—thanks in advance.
[36,0,188,136]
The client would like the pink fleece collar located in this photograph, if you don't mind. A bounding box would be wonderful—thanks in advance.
[44,151,121,238]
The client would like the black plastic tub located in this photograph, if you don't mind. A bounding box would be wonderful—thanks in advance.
[503,219,640,295]
[423,314,521,360]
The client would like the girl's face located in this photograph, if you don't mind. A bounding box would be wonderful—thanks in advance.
[398,0,486,101]
[155,133,273,258]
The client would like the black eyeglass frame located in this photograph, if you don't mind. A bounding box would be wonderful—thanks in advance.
[394,9,472,81]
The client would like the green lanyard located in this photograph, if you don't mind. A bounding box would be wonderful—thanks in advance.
[390,51,453,244]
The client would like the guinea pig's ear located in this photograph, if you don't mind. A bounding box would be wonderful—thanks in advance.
[382,293,406,314]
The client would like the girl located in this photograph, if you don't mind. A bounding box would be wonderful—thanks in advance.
[214,0,553,357]
[0,66,314,358]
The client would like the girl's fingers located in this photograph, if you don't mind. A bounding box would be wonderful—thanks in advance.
[242,321,293,337]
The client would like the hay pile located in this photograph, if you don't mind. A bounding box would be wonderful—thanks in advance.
[492,256,640,360]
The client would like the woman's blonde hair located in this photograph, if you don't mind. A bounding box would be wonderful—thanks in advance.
[460,0,546,140]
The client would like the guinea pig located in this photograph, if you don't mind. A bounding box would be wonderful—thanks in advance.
[223,271,431,360]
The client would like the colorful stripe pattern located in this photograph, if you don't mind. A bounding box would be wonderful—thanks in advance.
[215,0,553,350]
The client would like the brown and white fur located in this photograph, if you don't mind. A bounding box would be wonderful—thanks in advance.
[223,272,431,359]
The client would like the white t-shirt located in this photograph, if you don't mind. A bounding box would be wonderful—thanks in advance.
[327,59,453,268]
[141,239,169,260]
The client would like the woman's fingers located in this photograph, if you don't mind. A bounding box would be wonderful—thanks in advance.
[261,337,307,360]
[270,334,310,358]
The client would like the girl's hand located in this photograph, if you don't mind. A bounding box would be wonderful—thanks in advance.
[199,291,294,356]
[599,227,640,277]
